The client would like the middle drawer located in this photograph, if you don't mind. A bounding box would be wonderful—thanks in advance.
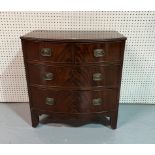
[27,63,121,88]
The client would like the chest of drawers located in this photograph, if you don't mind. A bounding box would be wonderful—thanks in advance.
[20,30,127,129]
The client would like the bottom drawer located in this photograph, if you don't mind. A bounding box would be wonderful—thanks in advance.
[30,87,118,113]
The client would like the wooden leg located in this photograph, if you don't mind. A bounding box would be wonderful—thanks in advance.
[110,111,118,129]
[31,110,39,128]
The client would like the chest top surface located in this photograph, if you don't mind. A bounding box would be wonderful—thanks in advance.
[20,30,127,42]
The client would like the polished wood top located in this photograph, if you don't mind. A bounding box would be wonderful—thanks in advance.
[20,30,127,42]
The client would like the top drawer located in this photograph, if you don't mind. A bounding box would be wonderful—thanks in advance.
[22,40,73,63]
[74,41,125,63]
[22,40,125,63]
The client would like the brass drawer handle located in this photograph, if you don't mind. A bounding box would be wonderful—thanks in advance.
[92,98,103,106]
[41,48,52,57]
[46,97,55,105]
[93,73,103,81]
[43,73,53,81]
[94,49,105,57]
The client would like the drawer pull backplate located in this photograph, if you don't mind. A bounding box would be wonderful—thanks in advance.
[41,48,52,57]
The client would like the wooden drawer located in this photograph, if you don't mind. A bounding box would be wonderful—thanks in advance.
[74,41,124,63]
[22,40,73,63]
[30,86,118,113]
[28,63,73,87]
[27,63,121,88]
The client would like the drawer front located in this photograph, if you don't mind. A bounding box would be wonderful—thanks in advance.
[27,64,121,88]
[22,40,73,63]
[27,63,73,87]
[73,65,121,88]
[30,87,118,113]
[74,41,124,63]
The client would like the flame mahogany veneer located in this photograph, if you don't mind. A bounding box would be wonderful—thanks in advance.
[21,30,127,129]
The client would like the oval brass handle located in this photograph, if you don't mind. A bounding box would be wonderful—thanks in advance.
[92,98,103,106]
[41,48,52,57]
[94,49,105,57]
[46,97,55,105]
[93,73,103,81]
[43,73,53,81]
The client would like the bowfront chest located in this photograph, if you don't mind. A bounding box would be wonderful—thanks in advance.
[21,30,127,129]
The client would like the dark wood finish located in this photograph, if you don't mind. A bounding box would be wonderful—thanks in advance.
[27,63,122,88]
[30,86,118,113]
[22,40,73,63]
[20,30,127,42]
[110,110,118,129]
[21,30,127,129]
[74,41,124,63]
[31,110,39,127]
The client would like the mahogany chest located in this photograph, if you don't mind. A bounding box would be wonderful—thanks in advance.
[20,30,127,129]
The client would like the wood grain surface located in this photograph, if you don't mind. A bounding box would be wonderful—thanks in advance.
[21,31,126,129]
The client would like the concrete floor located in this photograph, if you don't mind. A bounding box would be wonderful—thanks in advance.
[0,103,155,144]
